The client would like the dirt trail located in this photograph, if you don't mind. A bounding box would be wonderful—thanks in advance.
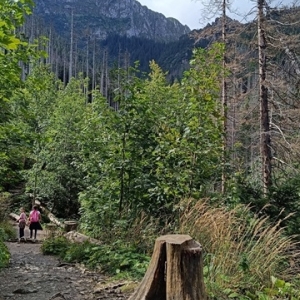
[0,223,131,300]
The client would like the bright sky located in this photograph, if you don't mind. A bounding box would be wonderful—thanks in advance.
[137,0,299,30]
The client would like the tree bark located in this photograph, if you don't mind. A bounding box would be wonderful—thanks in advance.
[129,234,206,300]
[69,8,74,80]
[221,0,228,194]
[258,0,272,194]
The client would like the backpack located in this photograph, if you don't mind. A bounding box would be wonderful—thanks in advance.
[19,219,26,228]
[31,210,39,222]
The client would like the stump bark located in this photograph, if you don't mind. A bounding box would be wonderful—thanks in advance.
[64,220,78,232]
[128,234,206,300]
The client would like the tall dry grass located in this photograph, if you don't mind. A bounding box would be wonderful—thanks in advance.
[179,198,300,296]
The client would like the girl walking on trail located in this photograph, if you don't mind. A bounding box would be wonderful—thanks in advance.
[29,205,43,240]
[17,207,27,241]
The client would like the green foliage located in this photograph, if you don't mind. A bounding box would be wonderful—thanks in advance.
[79,45,224,238]
[266,177,300,236]
[0,192,11,220]
[0,241,10,268]
[0,221,13,268]
[83,242,150,279]
[224,172,300,237]
[41,237,150,279]
[0,0,43,190]
[41,236,70,256]
[23,72,87,215]
[0,222,16,241]
[241,276,300,300]
[218,276,300,300]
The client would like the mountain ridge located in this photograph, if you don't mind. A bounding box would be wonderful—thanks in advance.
[33,0,191,42]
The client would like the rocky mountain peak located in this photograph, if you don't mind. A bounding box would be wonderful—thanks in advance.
[33,0,191,42]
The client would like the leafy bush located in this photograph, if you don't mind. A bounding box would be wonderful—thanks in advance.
[41,236,70,257]
[0,222,17,241]
[0,242,9,268]
[0,222,13,269]
[83,242,150,279]
[41,237,150,279]
[0,192,11,221]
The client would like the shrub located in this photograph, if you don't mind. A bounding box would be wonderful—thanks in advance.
[0,222,16,241]
[0,242,9,268]
[0,221,13,269]
[0,192,11,221]
[41,236,70,257]
[41,236,150,279]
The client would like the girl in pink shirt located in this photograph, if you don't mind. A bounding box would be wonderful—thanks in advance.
[29,205,43,240]
[18,207,27,240]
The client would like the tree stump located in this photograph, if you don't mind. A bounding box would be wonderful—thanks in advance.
[64,221,78,232]
[128,234,206,300]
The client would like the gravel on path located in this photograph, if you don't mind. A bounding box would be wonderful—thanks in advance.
[0,223,130,300]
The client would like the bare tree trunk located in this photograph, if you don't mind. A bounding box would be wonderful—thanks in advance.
[85,39,89,102]
[69,8,74,80]
[74,40,77,78]
[92,37,96,101]
[221,0,227,193]
[258,0,272,193]
[100,49,109,98]
[63,50,67,85]
[47,27,52,65]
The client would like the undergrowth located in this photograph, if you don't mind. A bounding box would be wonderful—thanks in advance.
[179,198,300,299]
[41,236,150,279]
[41,198,300,299]
[0,222,14,268]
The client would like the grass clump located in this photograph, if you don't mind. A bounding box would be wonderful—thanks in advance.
[179,199,300,299]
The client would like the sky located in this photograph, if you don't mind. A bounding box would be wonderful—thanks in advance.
[137,0,299,30]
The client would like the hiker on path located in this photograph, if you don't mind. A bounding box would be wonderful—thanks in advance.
[29,205,43,240]
[17,207,27,241]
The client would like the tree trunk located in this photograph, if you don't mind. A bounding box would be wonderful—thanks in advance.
[129,234,206,300]
[69,8,74,80]
[258,0,272,194]
[221,0,227,194]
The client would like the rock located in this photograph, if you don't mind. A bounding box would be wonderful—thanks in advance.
[13,288,38,294]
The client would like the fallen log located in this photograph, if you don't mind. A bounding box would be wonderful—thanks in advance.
[35,200,64,228]
[64,231,102,245]
[9,213,20,221]
[128,234,206,300]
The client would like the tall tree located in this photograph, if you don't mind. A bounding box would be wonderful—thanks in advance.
[0,0,40,190]
[69,8,74,80]
[196,0,231,192]
[258,0,272,193]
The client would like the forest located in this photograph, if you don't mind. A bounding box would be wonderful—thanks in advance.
[1,0,300,299]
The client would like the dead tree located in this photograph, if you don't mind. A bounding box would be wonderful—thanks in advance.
[258,0,272,193]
